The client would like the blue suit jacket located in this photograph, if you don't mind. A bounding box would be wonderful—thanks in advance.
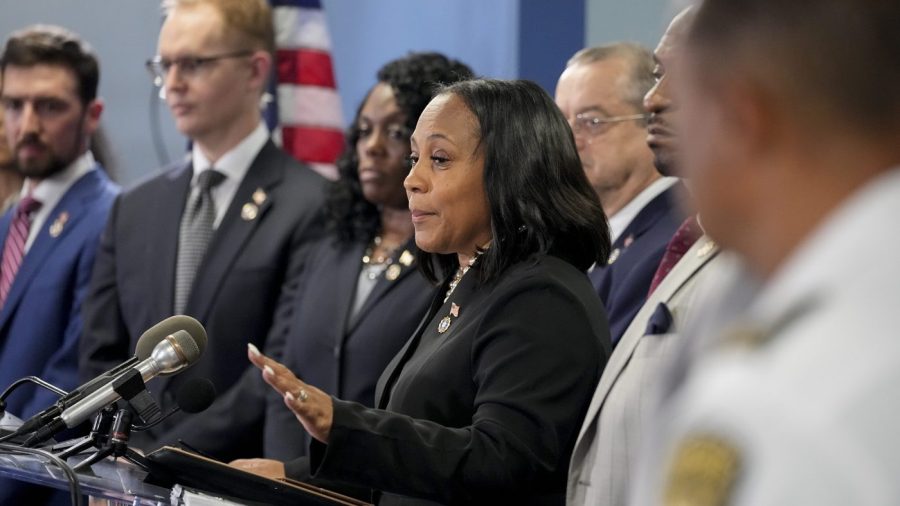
[0,168,118,420]
[589,185,684,344]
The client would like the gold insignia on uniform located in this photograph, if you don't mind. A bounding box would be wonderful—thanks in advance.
[398,250,414,267]
[385,264,401,281]
[252,188,267,205]
[607,248,621,265]
[437,316,451,334]
[697,240,716,258]
[241,202,259,221]
[664,435,741,506]
[49,211,69,238]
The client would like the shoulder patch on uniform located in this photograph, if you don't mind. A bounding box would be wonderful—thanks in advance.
[664,434,741,506]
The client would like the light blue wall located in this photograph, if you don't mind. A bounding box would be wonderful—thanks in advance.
[321,0,519,126]
[1,0,674,185]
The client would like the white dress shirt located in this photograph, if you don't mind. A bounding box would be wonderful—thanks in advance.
[607,177,678,243]
[23,150,96,252]
[189,122,268,228]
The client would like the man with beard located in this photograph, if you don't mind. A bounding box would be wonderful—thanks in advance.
[566,8,727,505]
[0,25,119,503]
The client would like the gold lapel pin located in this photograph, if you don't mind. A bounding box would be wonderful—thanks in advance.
[398,250,414,267]
[252,188,267,206]
[241,202,259,221]
[49,211,69,238]
[607,248,621,265]
[385,264,402,281]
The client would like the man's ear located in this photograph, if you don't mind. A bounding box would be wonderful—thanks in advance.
[84,97,104,135]
[247,50,273,95]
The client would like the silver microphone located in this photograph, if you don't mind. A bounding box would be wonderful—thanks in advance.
[60,330,202,429]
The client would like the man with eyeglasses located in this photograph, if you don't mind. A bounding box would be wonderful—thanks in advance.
[566,9,729,506]
[0,25,119,504]
[556,43,684,345]
[80,0,327,461]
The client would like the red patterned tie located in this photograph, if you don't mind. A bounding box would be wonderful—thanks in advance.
[647,216,701,295]
[0,195,43,309]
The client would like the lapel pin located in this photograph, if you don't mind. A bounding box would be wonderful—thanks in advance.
[607,248,621,265]
[437,316,452,334]
[252,188,267,205]
[450,303,460,318]
[398,250,414,267]
[49,211,69,238]
[241,202,259,221]
[623,235,635,248]
[385,264,401,281]
[697,240,716,258]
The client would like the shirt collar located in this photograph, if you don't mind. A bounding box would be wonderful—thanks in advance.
[24,150,96,204]
[607,176,678,242]
[190,122,268,184]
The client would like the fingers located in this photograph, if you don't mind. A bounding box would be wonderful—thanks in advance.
[230,458,286,480]
[283,385,333,443]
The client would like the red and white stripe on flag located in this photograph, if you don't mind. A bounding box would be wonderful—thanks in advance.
[271,0,344,180]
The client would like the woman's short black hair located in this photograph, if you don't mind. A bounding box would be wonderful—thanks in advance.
[418,79,611,284]
[326,53,474,243]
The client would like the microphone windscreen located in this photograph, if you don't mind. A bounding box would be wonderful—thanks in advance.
[167,329,203,365]
[136,315,207,360]
[174,378,216,414]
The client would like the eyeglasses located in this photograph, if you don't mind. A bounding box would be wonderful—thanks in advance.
[571,112,649,139]
[145,50,254,85]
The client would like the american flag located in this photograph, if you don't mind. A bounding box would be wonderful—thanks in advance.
[267,0,344,180]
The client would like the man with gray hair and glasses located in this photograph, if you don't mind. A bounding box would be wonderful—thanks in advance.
[556,42,684,345]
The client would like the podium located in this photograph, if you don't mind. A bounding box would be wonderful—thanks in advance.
[0,444,369,505]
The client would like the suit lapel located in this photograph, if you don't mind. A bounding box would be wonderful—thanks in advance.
[375,281,444,409]
[574,235,719,445]
[157,165,193,316]
[185,141,281,321]
[0,170,104,330]
[347,239,418,333]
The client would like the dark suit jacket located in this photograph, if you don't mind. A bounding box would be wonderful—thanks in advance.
[307,254,611,506]
[0,167,118,506]
[173,235,434,464]
[266,237,434,461]
[589,185,684,344]
[79,140,326,460]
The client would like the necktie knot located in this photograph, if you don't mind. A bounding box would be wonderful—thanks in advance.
[197,169,225,193]
[17,195,42,217]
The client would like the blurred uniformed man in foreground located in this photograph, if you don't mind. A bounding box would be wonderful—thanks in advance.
[631,0,900,504]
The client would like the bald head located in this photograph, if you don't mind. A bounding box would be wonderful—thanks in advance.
[687,0,900,140]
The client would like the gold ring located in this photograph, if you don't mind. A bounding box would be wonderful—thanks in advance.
[298,389,309,402]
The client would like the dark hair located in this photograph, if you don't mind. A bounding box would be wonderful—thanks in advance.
[689,0,900,136]
[326,52,474,243]
[0,25,100,105]
[418,79,611,284]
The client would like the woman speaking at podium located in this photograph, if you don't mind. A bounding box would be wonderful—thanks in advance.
[248,79,611,505]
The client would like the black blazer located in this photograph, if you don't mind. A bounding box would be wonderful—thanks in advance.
[79,140,327,459]
[589,185,684,343]
[265,237,434,461]
[307,254,611,505]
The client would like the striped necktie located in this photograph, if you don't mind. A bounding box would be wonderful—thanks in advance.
[0,195,43,309]
[174,170,225,314]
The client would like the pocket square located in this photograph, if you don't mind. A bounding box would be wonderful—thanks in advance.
[645,302,674,335]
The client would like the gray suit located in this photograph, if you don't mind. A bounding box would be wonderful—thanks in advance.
[567,234,721,506]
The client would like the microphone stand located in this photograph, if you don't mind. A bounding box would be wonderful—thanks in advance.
[72,408,150,473]
[54,405,115,460]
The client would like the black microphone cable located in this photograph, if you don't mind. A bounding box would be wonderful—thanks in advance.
[0,377,68,444]
[0,441,82,506]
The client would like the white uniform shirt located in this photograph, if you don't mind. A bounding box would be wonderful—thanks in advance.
[631,167,900,506]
